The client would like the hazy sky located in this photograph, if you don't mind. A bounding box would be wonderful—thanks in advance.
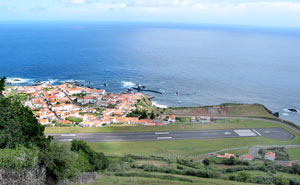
[1,0,300,27]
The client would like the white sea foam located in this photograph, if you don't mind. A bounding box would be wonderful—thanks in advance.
[60,79,84,83]
[152,101,168,108]
[122,81,136,88]
[41,79,58,85]
[282,113,289,116]
[6,77,32,84]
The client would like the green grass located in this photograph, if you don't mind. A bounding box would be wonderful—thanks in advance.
[135,160,170,167]
[226,104,276,119]
[84,173,259,185]
[45,119,286,134]
[285,148,300,160]
[176,117,191,122]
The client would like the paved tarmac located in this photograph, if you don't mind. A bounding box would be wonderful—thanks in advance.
[47,127,294,142]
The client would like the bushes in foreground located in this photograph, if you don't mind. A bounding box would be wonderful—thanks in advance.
[39,140,109,181]
[0,145,39,170]
[71,140,109,172]
[133,163,219,178]
[40,142,81,181]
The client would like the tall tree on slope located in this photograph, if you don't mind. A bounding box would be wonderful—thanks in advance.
[0,77,6,96]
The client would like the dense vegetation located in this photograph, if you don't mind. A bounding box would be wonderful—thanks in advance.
[101,154,300,185]
[0,77,109,183]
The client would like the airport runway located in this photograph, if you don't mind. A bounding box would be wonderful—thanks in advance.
[47,127,294,142]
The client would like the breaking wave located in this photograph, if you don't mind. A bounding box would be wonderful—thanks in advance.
[122,81,136,88]
[6,77,32,84]
[152,101,168,108]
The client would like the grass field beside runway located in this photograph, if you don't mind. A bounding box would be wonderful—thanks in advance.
[285,148,300,160]
[83,173,259,185]
[88,128,300,161]
[45,119,289,134]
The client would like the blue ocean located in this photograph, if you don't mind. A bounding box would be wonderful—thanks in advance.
[1,21,300,124]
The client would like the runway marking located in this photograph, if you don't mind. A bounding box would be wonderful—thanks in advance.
[59,139,73,142]
[252,129,262,136]
[264,131,271,133]
[224,132,232,135]
[155,132,170,135]
[234,129,257,137]
[157,137,172,140]
[105,136,127,138]
[61,134,76,137]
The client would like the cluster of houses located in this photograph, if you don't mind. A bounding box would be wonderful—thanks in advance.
[7,83,164,127]
[216,151,276,162]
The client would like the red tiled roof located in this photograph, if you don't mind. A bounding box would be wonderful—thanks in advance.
[265,152,276,158]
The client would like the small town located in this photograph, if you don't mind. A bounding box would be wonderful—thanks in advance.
[4,83,172,127]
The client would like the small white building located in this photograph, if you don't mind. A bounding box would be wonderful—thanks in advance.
[199,116,211,123]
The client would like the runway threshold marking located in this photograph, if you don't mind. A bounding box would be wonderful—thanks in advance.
[252,129,262,136]
[234,129,257,137]
[59,139,73,142]
[155,132,170,135]
[61,134,76,137]
[157,137,172,140]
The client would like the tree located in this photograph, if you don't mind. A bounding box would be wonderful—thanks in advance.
[140,110,148,119]
[203,158,210,166]
[292,163,300,174]
[150,110,155,119]
[0,77,6,96]
[0,96,51,149]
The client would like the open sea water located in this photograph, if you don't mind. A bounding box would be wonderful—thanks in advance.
[0,22,300,124]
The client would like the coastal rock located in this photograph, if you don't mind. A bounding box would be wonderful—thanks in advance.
[273,112,279,118]
[288,108,299,113]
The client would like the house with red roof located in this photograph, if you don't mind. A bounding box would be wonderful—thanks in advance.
[217,153,236,159]
[240,154,253,161]
[264,152,276,161]
[168,115,176,122]
[86,89,105,95]
[38,119,49,125]
[57,120,72,125]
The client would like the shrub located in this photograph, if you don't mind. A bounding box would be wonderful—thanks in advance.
[71,140,109,171]
[0,145,39,170]
[41,142,80,181]
[274,175,289,185]
[176,158,202,169]
[108,162,131,172]
[237,171,251,182]
[74,150,93,172]
[250,176,273,184]
[292,163,300,175]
